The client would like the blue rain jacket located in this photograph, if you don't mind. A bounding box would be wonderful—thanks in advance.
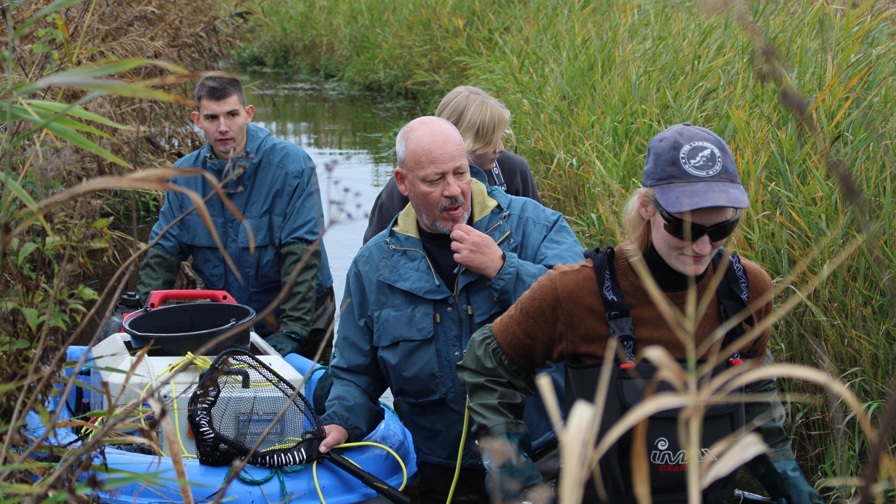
[147,124,333,333]
[323,174,583,467]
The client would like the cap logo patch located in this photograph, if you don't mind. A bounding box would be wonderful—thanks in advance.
[679,141,722,177]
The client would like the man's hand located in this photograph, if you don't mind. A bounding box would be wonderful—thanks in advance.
[757,459,824,504]
[264,330,306,356]
[318,424,349,454]
[480,433,551,503]
[450,223,505,279]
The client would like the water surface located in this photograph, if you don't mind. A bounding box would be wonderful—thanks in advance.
[245,79,417,307]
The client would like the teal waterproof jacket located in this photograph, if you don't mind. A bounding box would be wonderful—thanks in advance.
[145,124,333,333]
[322,174,583,467]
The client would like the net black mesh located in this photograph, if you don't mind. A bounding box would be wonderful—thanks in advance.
[187,348,325,467]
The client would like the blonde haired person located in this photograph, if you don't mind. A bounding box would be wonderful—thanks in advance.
[363,85,541,243]
[457,124,823,503]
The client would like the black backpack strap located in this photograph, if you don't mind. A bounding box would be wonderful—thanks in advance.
[712,247,755,364]
[587,246,636,366]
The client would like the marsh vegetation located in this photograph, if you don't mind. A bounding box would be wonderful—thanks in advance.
[0,1,249,500]
[231,0,896,500]
[1,0,894,502]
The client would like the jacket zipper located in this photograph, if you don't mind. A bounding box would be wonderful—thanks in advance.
[388,243,440,283]
[451,216,511,347]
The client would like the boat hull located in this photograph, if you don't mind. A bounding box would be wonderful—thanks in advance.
[27,341,416,504]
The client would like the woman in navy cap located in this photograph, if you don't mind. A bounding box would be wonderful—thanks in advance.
[457,124,823,503]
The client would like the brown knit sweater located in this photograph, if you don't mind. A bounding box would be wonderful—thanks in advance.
[492,247,773,369]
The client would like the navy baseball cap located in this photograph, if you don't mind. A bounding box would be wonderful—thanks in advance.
[641,123,749,213]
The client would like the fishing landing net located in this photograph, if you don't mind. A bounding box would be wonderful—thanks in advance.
[187,348,324,467]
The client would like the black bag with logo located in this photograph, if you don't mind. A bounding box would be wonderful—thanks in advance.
[565,247,753,503]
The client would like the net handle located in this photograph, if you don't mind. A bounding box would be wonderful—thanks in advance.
[323,451,410,504]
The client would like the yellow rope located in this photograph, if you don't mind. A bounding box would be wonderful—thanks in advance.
[312,441,410,504]
[138,352,212,457]
[446,400,470,504]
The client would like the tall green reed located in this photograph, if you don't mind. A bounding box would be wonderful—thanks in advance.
[236,0,895,499]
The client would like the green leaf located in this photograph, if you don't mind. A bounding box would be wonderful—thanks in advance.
[48,311,69,329]
[26,100,129,129]
[13,59,191,101]
[14,338,31,350]
[0,380,23,394]
[92,217,114,229]
[39,79,177,102]
[0,171,41,210]
[0,463,55,477]
[88,238,109,249]
[11,114,132,168]
[46,121,131,167]
[66,300,87,312]
[37,59,164,82]
[34,401,50,425]
[21,307,41,332]
[13,0,83,37]
[79,285,99,301]
[11,104,116,139]
[17,242,40,267]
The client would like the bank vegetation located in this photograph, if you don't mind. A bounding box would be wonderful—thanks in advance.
[0,0,249,500]
[1,0,894,502]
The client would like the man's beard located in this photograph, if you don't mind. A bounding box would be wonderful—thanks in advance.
[417,197,469,234]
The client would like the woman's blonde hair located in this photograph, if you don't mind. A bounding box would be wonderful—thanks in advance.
[620,187,656,257]
[435,86,510,155]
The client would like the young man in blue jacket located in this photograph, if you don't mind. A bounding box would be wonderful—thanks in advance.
[317,116,583,502]
[136,74,334,360]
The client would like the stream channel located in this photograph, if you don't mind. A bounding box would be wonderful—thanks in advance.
[244,78,418,307]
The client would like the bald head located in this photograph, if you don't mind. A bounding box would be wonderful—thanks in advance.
[396,116,466,170]
[394,116,472,234]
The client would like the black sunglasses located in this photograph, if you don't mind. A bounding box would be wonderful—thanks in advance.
[654,202,740,242]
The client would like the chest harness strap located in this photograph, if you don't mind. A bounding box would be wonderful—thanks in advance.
[584,246,753,367]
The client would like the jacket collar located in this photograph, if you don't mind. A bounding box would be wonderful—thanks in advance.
[199,124,271,173]
[392,177,499,239]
